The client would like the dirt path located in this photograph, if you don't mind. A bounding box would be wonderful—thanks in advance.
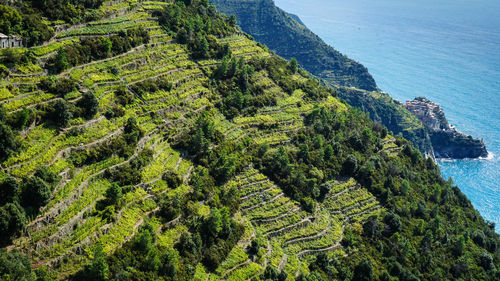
[296,224,345,257]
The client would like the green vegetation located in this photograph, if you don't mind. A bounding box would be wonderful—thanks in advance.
[0,1,497,281]
[212,0,377,91]
[0,3,53,47]
[48,28,149,73]
[338,87,434,155]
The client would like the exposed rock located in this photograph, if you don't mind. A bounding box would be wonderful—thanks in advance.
[404,97,487,159]
[430,130,487,159]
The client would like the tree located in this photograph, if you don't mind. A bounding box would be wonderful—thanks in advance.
[298,143,310,163]
[192,127,210,154]
[123,117,142,144]
[158,194,181,221]
[162,170,182,188]
[34,167,59,186]
[363,215,380,238]
[343,154,358,176]
[248,240,260,256]
[105,183,122,205]
[21,177,51,210]
[0,5,22,35]
[160,249,179,278]
[54,48,69,73]
[452,235,466,257]
[0,122,18,161]
[114,86,134,106]
[176,232,201,257]
[0,249,35,281]
[472,230,486,247]
[289,57,298,73]
[51,99,72,128]
[383,212,402,236]
[205,208,223,238]
[77,92,99,119]
[239,68,249,91]
[9,107,32,130]
[86,244,109,281]
[191,34,209,59]
[21,13,54,46]
[228,14,237,26]
[478,251,494,271]
[0,203,26,245]
[0,176,20,205]
[324,144,334,160]
[353,259,373,281]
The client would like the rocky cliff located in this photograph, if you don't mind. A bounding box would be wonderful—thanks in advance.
[405,98,488,159]
[212,0,378,91]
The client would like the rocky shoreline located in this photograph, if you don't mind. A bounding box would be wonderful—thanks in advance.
[404,97,488,159]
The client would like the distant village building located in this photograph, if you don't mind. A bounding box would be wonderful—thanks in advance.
[0,33,24,49]
[403,97,451,131]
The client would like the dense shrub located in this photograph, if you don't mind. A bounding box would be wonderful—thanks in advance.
[157,0,235,59]
[39,77,77,97]
[114,86,134,106]
[0,122,18,161]
[0,4,53,47]
[28,0,104,23]
[21,177,51,210]
[162,170,183,189]
[0,249,35,280]
[76,92,99,119]
[0,202,27,246]
[48,28,149,73]
[50,99,72,128]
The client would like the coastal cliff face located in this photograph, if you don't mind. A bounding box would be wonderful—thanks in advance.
[212,0,378,91]
[213,0,488,159]
[212,0,436,156]
[404,98,488,159]
[430,130,488,158]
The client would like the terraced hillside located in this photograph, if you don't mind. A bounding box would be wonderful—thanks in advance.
[208,170,380,280]
[0,1,498,281]
[212,0,378,91]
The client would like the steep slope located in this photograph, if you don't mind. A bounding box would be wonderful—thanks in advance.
[212,0,488,159]
[212,0,378,92]
[0,1,498,281]
[336,87,434,157]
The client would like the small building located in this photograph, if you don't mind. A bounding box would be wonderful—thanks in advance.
[0,33,24,49]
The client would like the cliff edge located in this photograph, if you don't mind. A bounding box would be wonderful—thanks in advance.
[404,97,488,159]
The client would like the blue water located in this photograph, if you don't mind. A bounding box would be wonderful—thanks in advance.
[275,0,500,231]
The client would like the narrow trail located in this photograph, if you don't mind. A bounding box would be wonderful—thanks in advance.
[296,224,345,257]
[283,225,331,246]
[221,259,251,277]
[265,217,312,238]
[241,193,283,213]
[277,254,288,271]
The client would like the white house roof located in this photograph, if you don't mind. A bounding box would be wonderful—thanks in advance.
[0,33,8,38]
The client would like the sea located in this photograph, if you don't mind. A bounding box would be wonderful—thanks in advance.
[275,0,500,232]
